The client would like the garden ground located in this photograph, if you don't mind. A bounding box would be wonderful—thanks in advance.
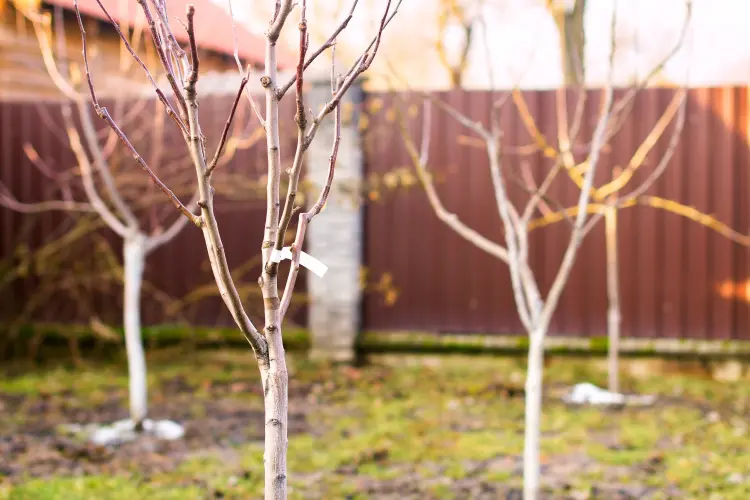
[2,347,750,499]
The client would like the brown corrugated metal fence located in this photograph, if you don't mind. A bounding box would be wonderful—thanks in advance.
[0,95,306,328]
[362,87,750,340]
[3,87,750,341]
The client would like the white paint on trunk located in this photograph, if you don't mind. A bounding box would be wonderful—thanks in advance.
[263,340,288,500]
[605,205,621,393]
[124,233,148,427]
[523,330,544,500]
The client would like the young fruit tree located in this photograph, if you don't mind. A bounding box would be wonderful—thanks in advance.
[398,5,690,498]
[532,0,694,394]
[0,3,261,438]
[72,0,400,497]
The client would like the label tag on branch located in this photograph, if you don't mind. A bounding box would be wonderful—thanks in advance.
[270,247,328,277]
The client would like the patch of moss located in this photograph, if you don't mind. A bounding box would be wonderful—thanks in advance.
[2,476,204,500]
[588,337,609,353]
[1,323,310,359]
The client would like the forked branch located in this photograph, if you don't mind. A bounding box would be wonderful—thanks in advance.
[271,0,400,274]
[73,0,200,228]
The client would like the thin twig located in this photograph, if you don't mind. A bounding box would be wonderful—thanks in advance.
[139,0,188,117]
[147,0,189,79]
[273,0,310,258]
[146,191,201,252]
[186,6,199,89]
[90,0,187,134]
[276,0,360,99]
[280,72,342,319]
[74,0,200,227]
[0,185,93,213]
[601,0,692,143]
[207,73,250,177]
[305,0,402,147]
[227,0,264,125]
[423,91,490,139]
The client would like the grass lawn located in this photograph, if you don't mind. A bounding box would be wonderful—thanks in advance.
[1,347,750,499]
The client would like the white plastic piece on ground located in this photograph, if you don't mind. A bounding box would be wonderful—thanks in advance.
[563,382,656,407]
[89,419,185,446]
[145,419,185,440]
[90,419,137,446]
[269,246,328,277]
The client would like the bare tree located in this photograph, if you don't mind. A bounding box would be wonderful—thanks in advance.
[71,0,400,496]
[435,0,478,87]
[0,4,243,433]
[528,179,750,394]
[545,0,587,86]
[398,2,692,496]
[521,0,693,395]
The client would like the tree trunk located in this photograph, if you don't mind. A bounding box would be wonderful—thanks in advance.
[262,327,288,500]
[551,0,587,86]
[261,32,289,495]
[123,233,148,428]
[523,329,545,500]
[605,205,621,393]
[259,264,288,500]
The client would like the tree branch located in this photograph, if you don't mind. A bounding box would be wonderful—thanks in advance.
[595,90,686,199]
[267,0,294,42]
[64,120,131,238]
[280,70,342,320]
[304,0,401,146]
[581,89,687,237]
[276,0,360,100]
[145,191,201,253]
[399,101,509,264]
[74,0,201,228]
[178,6,267,357]
[227,0,264,125]
[206,72,249,178]
[0,185,93,214]
[91,0,188,134]
[273,0,310,264]
[539,3,618,327]
[76,101,141,229]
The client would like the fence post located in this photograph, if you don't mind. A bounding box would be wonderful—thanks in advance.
[305,77,365,362]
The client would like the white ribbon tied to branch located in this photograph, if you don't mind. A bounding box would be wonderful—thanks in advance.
[270,247,328,277]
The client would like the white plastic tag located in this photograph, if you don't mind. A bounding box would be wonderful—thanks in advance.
[269,247,328,277]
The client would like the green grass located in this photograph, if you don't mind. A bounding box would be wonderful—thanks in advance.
[1,477,204,500]
[3,351,750,498]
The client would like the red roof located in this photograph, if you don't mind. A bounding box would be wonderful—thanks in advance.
[48,0,295,68]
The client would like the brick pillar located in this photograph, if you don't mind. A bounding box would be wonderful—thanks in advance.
[306,78,364,362]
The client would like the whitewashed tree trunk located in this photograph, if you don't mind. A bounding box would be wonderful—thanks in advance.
[523,329,545,500]
[262,322,288,500]
[605,205,621,393]
[123,232,148,428]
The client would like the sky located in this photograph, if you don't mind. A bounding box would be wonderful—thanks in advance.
[214,0,750,90]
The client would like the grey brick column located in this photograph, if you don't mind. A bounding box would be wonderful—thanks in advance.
[305,78,364,362]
